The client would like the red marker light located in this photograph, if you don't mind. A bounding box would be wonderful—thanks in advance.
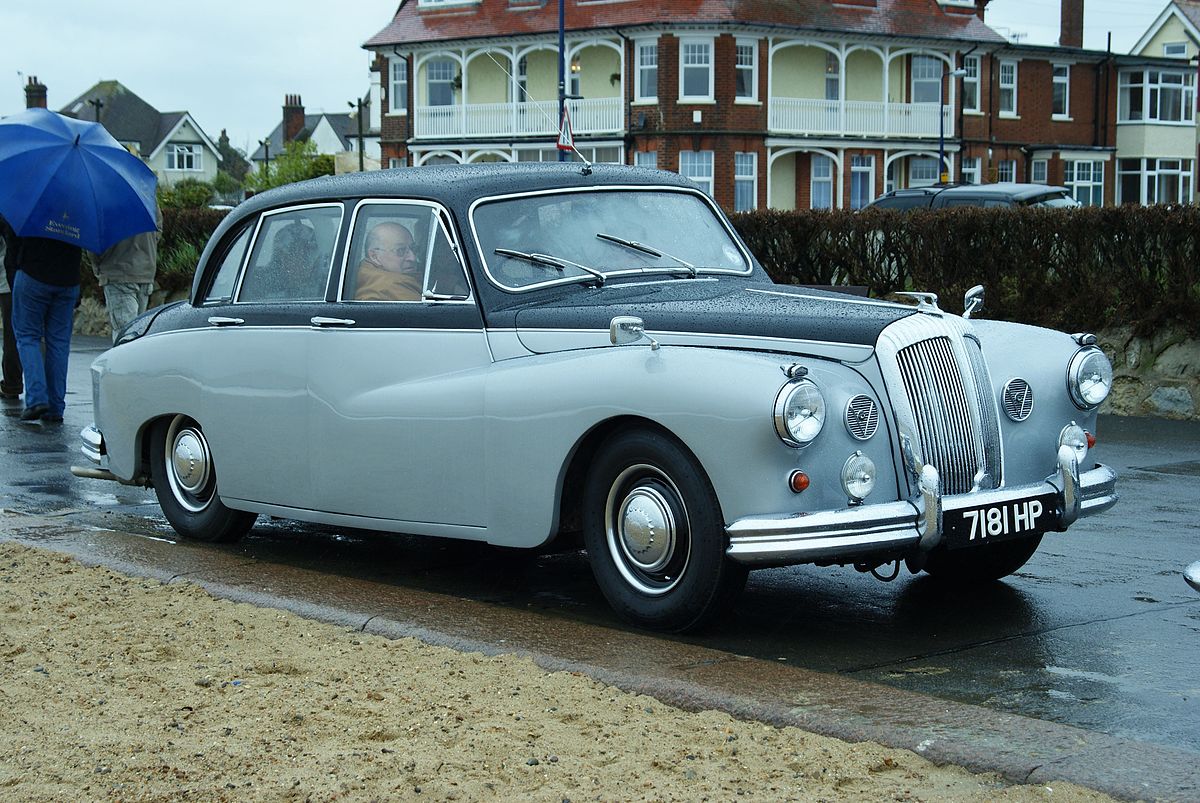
[789,471,810,493]
[1086,431,1097,449]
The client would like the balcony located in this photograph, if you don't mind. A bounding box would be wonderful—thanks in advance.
[414,97,623,140]
[769,99,955,139]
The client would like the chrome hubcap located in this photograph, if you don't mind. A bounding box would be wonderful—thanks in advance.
[618,486,675,572]
[605,464,690,596]
[171,429,210,495]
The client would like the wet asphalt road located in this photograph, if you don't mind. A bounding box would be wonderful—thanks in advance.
[2,335,1199,792]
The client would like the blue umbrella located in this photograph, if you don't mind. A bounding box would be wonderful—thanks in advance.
[0,108,158,253]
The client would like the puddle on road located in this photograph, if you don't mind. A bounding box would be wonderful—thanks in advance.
[1132,461,1200,477]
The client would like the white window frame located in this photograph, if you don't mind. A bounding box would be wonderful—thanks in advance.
[634,40,657,102]
[734,152,757,211]
[962,55,981,113]
[908,156,939,188]
[997,159,1016,182]
[388,157,407,169]
[825,52,840,101]
[1052,64,1070,119]
[850,154,875,210]
[426,58,456,107]
[999,60,1018,116]
[910,55,942,104]
[417,0,479,5]
[389,58,408,115]
[1163,42,1188,57]
[1031,159,1048,183]
[678,37,714,102]
[166,143,202,172]
[679,150,714,195]
[634,150,657,169]
[961,156,981,185]
[735,39,758,102]
[1119,69,1196,123]
[810,155,834,210]
[1064,159,1104,206]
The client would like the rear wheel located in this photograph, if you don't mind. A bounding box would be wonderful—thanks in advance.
[582,429,747,632]
[922,535,1043,583]
[150,415,256,543]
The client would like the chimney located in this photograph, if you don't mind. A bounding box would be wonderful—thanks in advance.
[24,76,47,109]
[283,94,305,143]
[1060,0,1084,48]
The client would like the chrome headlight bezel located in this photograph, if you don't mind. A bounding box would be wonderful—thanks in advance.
[1067,346,1113,410]
[774,379,826,448]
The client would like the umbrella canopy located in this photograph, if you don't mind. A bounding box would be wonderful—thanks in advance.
[0,108,158,253]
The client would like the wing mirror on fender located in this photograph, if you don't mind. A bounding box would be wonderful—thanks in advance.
[609,316,659,350]
[963,285,985,319]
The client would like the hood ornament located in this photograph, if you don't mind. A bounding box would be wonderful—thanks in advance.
[895,292,942,315]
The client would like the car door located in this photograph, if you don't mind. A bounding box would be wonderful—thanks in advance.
[307,199,490,529]
[193,202,345,511]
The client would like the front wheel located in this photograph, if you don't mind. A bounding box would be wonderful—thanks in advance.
[150,415,257,543]
[921,535,1043,583]
[582,429,747,632]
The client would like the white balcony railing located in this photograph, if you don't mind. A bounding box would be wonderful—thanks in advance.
[414,97,623,140]
[769,98,954,138]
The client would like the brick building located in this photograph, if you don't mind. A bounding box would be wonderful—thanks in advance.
[361,0,1196,210]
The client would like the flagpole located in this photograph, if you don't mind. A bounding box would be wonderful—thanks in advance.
[557,0,566,162]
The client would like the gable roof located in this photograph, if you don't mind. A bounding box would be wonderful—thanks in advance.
[363,0,1006,48]
[1131,0,1200,55]
[250,111,358,162]
[59,80,219,160]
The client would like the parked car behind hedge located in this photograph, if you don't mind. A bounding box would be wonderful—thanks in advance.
[868,182,1081,211]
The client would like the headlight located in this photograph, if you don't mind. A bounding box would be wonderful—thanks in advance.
[1059,422,1088,465]
[841,451,876,502]
[1067,347,1112,409]
[774,379,825,447]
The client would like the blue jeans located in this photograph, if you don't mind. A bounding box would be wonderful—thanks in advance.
[11,272,78,416]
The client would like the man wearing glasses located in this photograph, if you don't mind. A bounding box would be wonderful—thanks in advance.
[354,222,422,301]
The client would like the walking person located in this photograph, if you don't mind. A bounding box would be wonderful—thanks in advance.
[11,235,82,423]
[91,204,160,342]
[0,216,22,401]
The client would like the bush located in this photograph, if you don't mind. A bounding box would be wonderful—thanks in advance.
[731,205,1200,336]
[158,178,215,210]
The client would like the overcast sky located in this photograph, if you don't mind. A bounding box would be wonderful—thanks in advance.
[0,0,1170,161]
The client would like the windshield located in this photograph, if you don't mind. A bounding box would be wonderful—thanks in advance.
[1026,191,1081,208]
[471,188,752,291]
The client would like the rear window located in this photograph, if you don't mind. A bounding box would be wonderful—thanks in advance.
[871,195,933,211]
[1023,191,1080,208]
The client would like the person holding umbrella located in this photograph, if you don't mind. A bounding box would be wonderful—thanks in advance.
[0,215,22,401]
[0,108,157,423]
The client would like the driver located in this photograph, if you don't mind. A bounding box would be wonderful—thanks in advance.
[355,222,422,301]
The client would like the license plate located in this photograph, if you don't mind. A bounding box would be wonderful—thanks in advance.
[943,493,1056,550]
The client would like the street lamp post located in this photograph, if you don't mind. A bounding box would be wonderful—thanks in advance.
[939,66,968,184]
[258,139,271,181]
[348,97,369,172]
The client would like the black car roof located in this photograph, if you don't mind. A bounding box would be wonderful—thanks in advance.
[937,182,1069,200]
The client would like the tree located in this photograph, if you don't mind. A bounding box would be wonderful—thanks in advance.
[247,139,334,192]
[216,129,250,183]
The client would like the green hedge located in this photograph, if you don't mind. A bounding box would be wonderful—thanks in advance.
[732,205,1200,337]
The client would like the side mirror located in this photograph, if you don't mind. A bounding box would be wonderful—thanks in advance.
[1186,561,1200,594]
[963,285,985,319]
[609,316,659,350]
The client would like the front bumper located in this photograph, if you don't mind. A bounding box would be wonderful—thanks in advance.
[725,446,1118,567]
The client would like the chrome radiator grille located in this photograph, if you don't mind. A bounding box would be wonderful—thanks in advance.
[895,335,1002,494]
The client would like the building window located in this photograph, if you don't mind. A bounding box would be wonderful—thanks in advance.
[908,156,939,188]
[515,56,529,102]
[1119,69,1196,122]
[811,155,834,209]
[850,154,875,210]
[1163,42,1188,57]
[734,152,757,211]
[962,55,980,112]
[388,157,407,169]
[679,39,714,101]
[1118,157,1194,204]
[735,40,757,101]
[427,59,456,107]
[166,144,201,171]
[1052,64,1070,118]
[634,150,657,169]
[1031,159,1048,183]
[635,41,657,101]
[961,157,981,185]
[825,53,840,101]
[1064,160,1104,206]
[911,55,942,103]
[679,150,714,195]
[997,159,1016,182]
[390,59,408,115]
[999,60,1018,115]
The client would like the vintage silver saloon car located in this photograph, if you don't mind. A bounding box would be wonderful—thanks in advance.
[76,163,1118,632]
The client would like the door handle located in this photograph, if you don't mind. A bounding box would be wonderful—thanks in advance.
[207,316,244,327]
[310,316,356,328]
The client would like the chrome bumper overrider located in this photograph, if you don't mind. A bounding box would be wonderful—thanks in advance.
[70,425,125,483]
[726,446,1118,567]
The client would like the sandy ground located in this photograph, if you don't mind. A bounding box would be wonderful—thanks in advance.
[0,542,1116,803]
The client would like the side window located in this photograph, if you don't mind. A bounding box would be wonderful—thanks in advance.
[342,202,470,302]
[203,226,252,304]
[237,205,343,303]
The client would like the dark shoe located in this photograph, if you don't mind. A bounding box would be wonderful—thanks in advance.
[41,412,64,424]
[20,404,49,422]
[0,389,20,401]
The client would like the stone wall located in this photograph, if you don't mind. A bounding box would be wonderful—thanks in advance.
[1099,327,1198,420]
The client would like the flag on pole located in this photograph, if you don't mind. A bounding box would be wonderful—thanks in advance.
[557,106,574,151]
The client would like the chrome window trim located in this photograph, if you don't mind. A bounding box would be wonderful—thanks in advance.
[199,225,254,307]
[232,202,345,305]
[467,185,755,294]
[337,197,476,305]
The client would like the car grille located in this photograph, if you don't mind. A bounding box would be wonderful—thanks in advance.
[887,325,1003,496]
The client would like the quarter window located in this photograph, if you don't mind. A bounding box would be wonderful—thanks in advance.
[734,152,757,212]
[238,206,344,303]
[679,150,714,195]
[204,227,252,304]
[735,40,757,100]
[167,144,201,171]
[636,41,657,101]
[999,60,1018,115]
[679,39,713,100]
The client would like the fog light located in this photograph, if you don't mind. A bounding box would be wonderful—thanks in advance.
[841,451,876,503]
[789,470,810,493]
[1059,422,1088,465]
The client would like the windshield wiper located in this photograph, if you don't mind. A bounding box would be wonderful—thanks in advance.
[494,248,606,285]
[595,233,698,277]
